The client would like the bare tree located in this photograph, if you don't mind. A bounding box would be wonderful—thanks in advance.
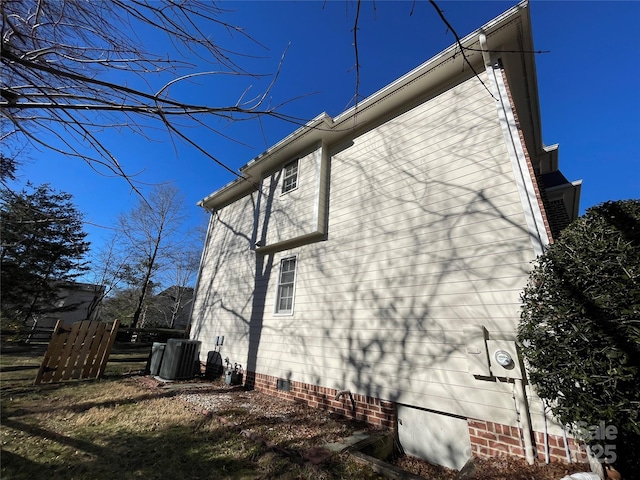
[118,184,187,328]
[84,232,133,321]
[1,0,295,190]
[1,0,506,191]
[164,246,201,329]
[139,244,201,330]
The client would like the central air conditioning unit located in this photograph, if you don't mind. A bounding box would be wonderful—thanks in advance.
[148,342,166,376]
[159,339,201,380]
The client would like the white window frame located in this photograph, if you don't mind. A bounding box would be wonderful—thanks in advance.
[281,159,299,194]
[275,255,297,315]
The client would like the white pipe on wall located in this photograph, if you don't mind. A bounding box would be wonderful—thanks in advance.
[542,404,550,463]
[515,379,536,465]
[562,425,573,463]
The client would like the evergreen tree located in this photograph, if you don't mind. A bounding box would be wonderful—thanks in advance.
[518,199,640,475]
[1,184,90,325]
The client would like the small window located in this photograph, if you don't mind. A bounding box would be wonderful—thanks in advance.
[282,159,298,194]
[275,256,297,314]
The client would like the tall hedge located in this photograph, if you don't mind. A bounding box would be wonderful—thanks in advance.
[518,199,640,474]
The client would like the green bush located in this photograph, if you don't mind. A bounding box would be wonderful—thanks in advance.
[518,199,640,475]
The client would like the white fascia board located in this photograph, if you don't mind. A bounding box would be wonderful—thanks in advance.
[199,113,333,211]
[332,0,529,126]
[570,180,583,221]
[197,176,254,211]
[240,113,334,175]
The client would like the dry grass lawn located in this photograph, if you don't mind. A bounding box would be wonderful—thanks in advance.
[1,341,594,480]
[0,342,381,480]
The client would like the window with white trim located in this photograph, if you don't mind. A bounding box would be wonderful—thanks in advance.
[275,256,297,314]
[282,159,298,194]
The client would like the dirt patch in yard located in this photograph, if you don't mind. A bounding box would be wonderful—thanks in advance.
[140,377,593,480]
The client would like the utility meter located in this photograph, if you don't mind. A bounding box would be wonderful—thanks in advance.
[486,340,522,379]
[494,350,514,368]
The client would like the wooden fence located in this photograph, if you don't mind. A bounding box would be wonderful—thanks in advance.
[34,319,120,385]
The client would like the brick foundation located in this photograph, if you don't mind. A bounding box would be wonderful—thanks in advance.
[237,371,587,465]
[532,429,588,464]
[468,418,588,463]
[244,371,395,428]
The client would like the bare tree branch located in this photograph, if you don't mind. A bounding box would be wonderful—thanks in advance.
[428,0,496,101]
[350,0,362,108]
[1,0,550,193]
[0,0,302,189]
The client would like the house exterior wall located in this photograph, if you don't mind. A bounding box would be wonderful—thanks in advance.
[265,74,532,420]
[190,71,557,461]
[190,194,258,349]
[190,4,584,467]
[255,145,326,249]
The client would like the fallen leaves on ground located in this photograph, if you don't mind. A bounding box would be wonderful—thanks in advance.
[147,378,593,480]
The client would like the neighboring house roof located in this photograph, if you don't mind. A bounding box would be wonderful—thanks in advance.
[53,280,106,295]
[157,285,194,299]
[150,285,194,330]
[48,280,105,313]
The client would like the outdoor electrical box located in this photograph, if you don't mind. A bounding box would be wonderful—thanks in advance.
[463,325,491,377]
[486,340,522,380]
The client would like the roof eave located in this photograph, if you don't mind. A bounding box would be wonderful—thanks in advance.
[200,1,533,211]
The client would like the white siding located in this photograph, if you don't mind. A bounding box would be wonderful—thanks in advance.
[190,194,257,359]
[192,73,537,426]
[255,146,325,248]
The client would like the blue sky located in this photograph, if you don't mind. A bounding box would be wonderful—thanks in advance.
[8,1,640,262]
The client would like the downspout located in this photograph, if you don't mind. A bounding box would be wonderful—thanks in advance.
[514,379,536,465]
[561,425,573,463]
[480,33,549,257]
[479,33,492,68]
[542,403,550,463]
[480,32,537,466]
